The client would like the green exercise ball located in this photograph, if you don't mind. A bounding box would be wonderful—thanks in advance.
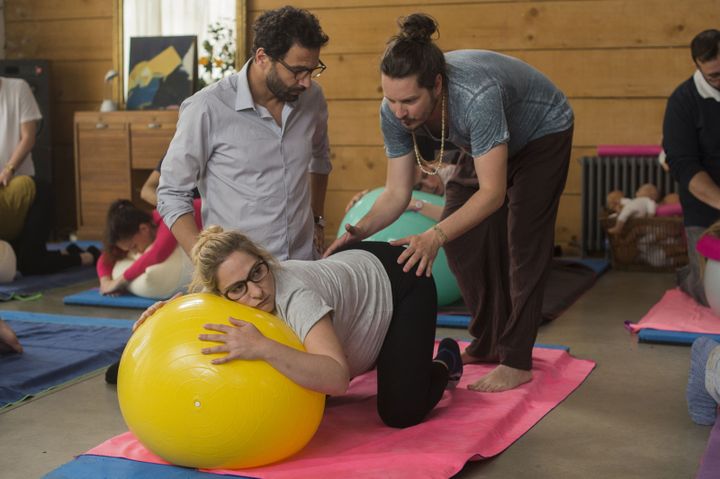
[337,188,462,306]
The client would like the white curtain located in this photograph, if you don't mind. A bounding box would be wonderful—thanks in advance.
[123,0,235,96]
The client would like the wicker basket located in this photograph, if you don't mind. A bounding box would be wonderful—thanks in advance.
[599,212,688,272]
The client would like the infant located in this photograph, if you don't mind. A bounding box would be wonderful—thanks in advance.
[606,183,659,235]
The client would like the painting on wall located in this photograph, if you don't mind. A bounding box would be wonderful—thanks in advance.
[126,36,197,110]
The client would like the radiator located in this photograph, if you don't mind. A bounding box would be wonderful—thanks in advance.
[580,156,679,255]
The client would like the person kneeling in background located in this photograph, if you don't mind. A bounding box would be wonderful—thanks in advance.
[97,198,202,298]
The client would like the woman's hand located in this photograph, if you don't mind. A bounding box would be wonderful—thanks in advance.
[99,276,128,296]
[391,227,444,276]
[323,223,366,257]
[131,292,181,332]
[344,189,369,213]
[199,318,269,364]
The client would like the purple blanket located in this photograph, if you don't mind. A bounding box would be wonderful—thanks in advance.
[697,418,720,479]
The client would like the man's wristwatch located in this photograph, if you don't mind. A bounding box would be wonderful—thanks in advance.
[314,215,326,228]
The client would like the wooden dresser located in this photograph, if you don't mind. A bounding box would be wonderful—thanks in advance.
[73,110,178,239]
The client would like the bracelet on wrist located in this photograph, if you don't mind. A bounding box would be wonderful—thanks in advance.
[4,164,15,174]
[432,224,448,244]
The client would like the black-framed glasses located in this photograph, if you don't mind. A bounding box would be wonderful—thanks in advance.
[222,260,270,301]
[274,57,326,80]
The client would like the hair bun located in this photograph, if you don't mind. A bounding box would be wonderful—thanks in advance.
[398,13,438,43]
[192,225,224,261]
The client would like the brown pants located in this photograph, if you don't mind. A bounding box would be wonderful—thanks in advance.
[442,127,574,370]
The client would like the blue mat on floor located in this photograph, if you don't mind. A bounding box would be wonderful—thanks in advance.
[562,257,610,275]
[46,240,102,252]
[43,455,244,479]
[0,241,102,300]
[64,288,156,309]
[637,328,720,345]
[437,314,472,328]
[0,311,131,409]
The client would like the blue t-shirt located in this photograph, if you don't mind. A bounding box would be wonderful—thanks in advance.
[381,50,574,160]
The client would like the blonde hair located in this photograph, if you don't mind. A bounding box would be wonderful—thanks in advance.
[189,226,277,295]
[706,220,720,239]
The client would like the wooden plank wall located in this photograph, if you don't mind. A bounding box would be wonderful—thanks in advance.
[0,0,5,59]
[4,0,113,234]
[249,0,718,252]
[4,0,718,247]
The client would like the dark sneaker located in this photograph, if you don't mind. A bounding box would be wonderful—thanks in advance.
[435,338,463,389]
[105,360,120,385]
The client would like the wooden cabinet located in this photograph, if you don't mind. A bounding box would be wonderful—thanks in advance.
[74,110,178,239]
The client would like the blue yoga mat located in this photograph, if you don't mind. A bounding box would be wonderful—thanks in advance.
[0,267,96,299]
[64,288,157,309]
[437,314,472,328]
[46,240,103,252]
[43,455,246,479]
[0,311,132,409]
[636,328,720,345]
[561,257,610,275]
[0,241,103,300]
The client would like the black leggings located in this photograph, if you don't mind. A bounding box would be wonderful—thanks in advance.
[337,241,448,428]
[10,179,81,275]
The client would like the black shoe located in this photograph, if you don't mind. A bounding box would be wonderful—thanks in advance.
[105,360,120,384]
[65,243,84,255]
[435,338,463,389]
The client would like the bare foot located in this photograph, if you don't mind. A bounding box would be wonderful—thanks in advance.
[467,364,532,392]
[0,319,23,354]
[79,252,94,266]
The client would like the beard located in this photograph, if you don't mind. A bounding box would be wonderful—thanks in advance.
[401,90,440,131]
[266,66,306,102]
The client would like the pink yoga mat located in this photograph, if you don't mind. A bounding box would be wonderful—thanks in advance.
[596,145,662,156]
[86,347,594,479]
[627,288,720,335]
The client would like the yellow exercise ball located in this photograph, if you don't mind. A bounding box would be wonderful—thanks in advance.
[117,293,326,469]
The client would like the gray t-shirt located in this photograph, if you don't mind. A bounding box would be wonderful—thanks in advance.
[381,50,574,160]
[272,249,393,378]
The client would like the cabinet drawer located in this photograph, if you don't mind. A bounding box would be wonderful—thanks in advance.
[77,121,127,132]
[130,122,176,169]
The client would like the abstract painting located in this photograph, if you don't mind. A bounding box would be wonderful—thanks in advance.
[127,36,197,110]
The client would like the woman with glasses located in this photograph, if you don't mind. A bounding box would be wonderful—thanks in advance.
[136,225,463,429]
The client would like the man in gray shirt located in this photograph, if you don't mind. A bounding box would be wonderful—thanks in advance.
[327,13,574,393]
[157,6,331,261]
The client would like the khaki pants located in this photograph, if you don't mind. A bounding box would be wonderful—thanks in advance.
[0,175,36,241]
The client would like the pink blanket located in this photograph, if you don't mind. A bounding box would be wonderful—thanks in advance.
[627,288,720,334]
[86,347,594,479]
[596,145,662,156]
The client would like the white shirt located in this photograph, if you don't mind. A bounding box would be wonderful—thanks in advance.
[0,77,42,176]
[618,197,657,222]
